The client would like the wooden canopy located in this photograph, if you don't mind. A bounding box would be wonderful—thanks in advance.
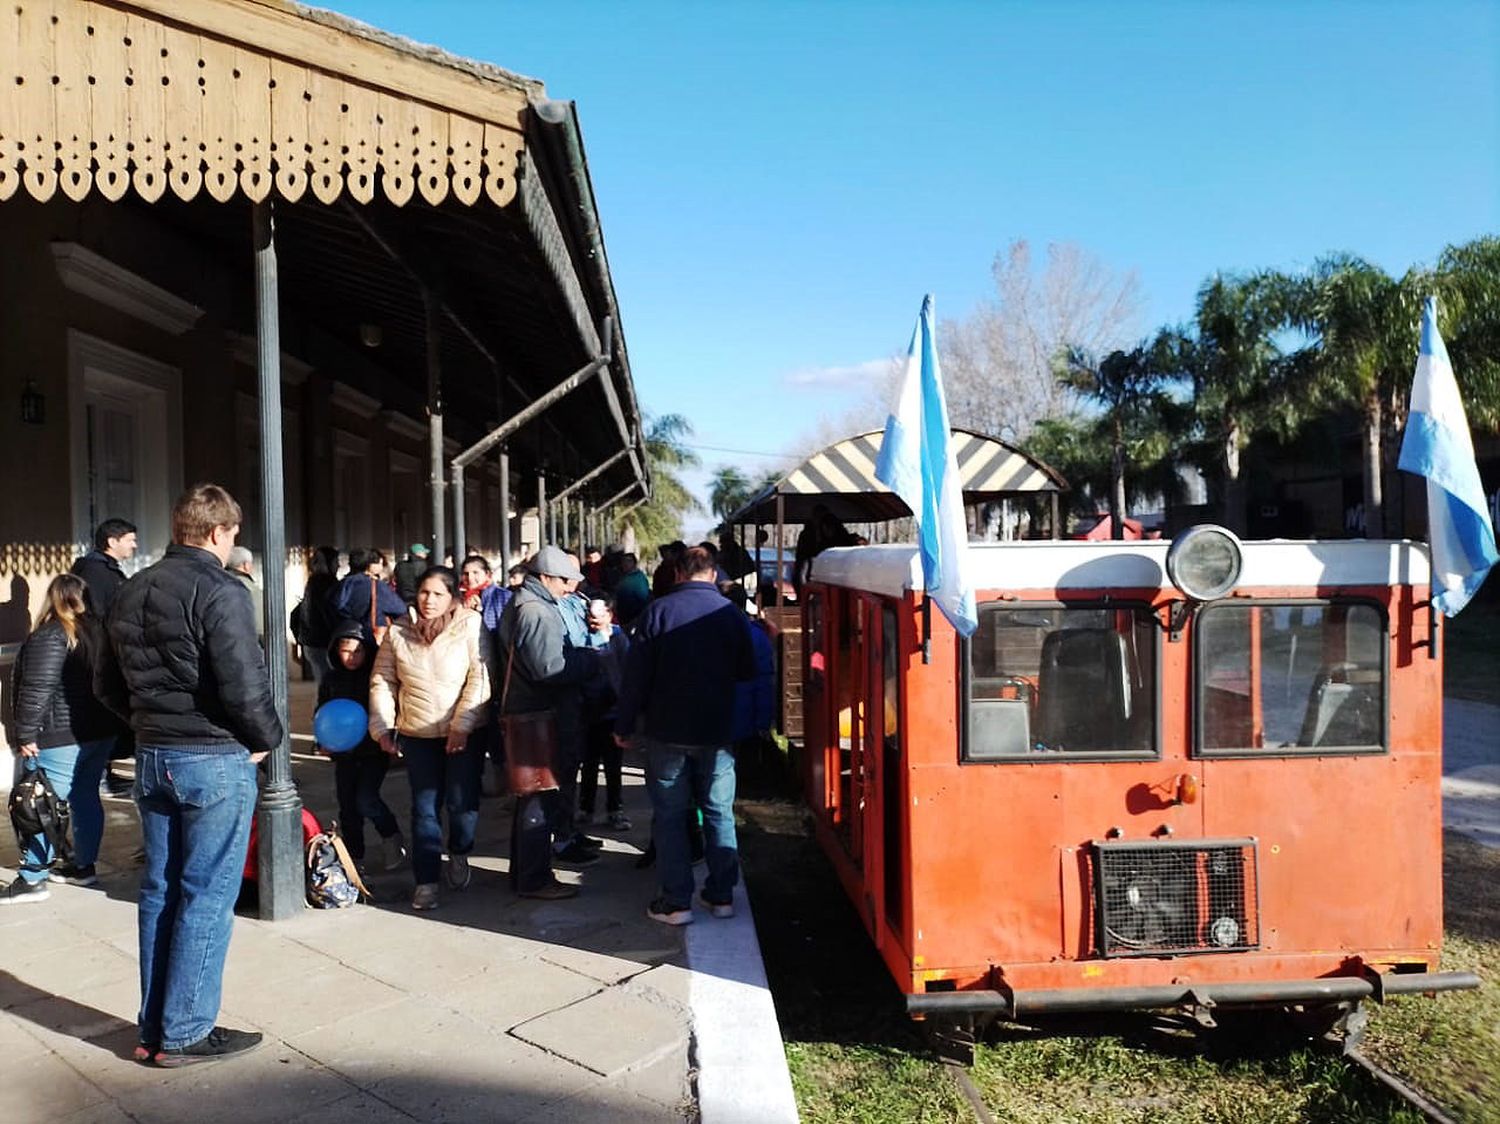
[0,0,528,209]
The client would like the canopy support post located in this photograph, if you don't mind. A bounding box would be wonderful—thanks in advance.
[251,201,304,923]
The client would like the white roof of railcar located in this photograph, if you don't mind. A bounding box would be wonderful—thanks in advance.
[808,540,1432,598]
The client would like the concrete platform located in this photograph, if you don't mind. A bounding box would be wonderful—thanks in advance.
[1,680,798,1123]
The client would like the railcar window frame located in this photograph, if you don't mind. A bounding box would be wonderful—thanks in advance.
[1192,597,1389,759]
[958,599,1162,764]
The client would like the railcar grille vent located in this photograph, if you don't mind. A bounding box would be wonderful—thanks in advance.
[1092,839,1259,958]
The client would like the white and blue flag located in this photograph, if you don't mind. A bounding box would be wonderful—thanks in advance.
[875,295,978,637]
[1397,296,1497,616]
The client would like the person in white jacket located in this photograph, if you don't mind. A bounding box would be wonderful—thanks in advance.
[369,566,490,910]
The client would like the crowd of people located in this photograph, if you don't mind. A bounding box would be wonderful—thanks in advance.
[4,484,777,1067]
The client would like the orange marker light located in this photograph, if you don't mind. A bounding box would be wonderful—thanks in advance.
[1176,773,1200,805]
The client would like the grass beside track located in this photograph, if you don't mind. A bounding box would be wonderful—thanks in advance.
[741,789,1497,1124]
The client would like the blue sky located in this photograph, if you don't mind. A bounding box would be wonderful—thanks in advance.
[335,0,1498,532]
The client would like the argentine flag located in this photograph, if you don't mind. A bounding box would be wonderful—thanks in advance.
[1397,296,1497,616]
[875,295,978,637]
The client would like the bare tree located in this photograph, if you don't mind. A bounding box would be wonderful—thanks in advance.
[940,240,1144,439]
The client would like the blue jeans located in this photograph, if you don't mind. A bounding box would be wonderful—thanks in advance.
[135,747,258,1050]
[14,738,114,882]
[400,734,483,885]
[645,740,739,909]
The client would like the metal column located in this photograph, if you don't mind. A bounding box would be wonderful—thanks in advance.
[561,496,571,551]
[538,473,548,549]
[252,202,304,922]
[424,289,446,564]
[451,463,467,564]
[499,449,511,565]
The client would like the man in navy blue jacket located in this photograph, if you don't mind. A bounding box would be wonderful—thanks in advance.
[615,546,754,925]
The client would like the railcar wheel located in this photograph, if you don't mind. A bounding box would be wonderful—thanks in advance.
[924,1017,977,1066]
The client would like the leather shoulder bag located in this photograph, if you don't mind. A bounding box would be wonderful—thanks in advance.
[499,632,560,796]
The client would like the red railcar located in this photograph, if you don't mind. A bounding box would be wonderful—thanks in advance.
[798,527,1475,1045]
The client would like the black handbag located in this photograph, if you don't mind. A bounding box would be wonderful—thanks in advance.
[8,758,74,865]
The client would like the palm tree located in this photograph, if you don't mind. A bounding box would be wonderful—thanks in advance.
[1055,344,1171,539]
[615,413,701,556]
[1433,237,1500,430]
[709,466,751,524]
[1158,271,1299,534]
[1287,256,1423,537]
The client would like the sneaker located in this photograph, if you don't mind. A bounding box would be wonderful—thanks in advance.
[381,832,407,873]
[153,1026,263,1067]
[411,883,440,910]
[606,811,633,832]
[554,840,600,866]
[54,863,98,886]
[0,878,50,906]
[445,854,472,890]
[646,897,693,926]
[575,833,604,850]
[518,879,579,901]
[699,892,734,920]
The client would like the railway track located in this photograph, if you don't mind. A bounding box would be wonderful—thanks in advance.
[939,1040,1462,1124]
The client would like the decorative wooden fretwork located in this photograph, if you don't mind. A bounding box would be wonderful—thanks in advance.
[0,0,526,209]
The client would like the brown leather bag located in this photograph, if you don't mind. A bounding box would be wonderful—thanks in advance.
[499,636,559,796]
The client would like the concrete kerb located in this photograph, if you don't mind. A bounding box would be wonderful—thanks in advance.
[683,880,800,1124]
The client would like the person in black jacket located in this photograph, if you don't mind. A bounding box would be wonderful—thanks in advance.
[71,517,140,795]
[94,483,279,1068]
[69,517,137,616]
[615,546,754,927]
[2,575,119,905]
[292,546,341,685]
[319,619,404,871]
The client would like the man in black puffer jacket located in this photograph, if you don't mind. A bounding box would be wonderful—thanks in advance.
[94,483,278,1070]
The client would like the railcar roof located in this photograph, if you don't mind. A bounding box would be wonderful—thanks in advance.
[807,540,1432,597]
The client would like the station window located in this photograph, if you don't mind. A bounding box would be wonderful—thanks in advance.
[1195,601,1386,756]
[962,603,1158,761]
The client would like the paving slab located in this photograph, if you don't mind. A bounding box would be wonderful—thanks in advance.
[0,677,801,1123]
[0,1050,110,1123]
[512,986,687,1076]
[430,956,602,1032]
[110,1038,357,1122]
[281,1091,419,1124]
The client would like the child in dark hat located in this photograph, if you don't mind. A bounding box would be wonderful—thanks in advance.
[320,620,405,871]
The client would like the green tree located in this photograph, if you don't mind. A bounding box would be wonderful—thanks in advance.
[1433,236,1500,429]
[616,413,701,557]
[1287,255,1423,537]
[1157,271,1300,533]
[1055,344,1173,538]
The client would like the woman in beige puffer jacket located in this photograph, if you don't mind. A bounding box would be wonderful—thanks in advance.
[369,566,490,910]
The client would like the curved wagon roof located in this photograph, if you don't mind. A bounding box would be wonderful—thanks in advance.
[728,428,1067,526]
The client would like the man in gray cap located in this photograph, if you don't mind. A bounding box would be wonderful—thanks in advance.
[497,546,605,897]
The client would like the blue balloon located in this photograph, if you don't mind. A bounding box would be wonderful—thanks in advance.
[313,698,368,753]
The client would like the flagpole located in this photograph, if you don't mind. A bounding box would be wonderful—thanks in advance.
[921,592,932,665]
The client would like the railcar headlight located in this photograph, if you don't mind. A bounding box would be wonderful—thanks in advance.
[1209,916,1241,947]
[1166,525,1243,602]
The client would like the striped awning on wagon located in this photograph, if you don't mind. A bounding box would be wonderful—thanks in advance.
[728,428,1066,526]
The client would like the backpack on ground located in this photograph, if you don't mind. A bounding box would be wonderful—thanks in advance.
[8,760,73,866]
[305,824,370,909]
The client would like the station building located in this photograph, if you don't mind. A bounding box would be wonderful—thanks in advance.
[0,0,650,768]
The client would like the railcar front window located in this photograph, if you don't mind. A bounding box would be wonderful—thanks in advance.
[963,604,1158,760]
[1196,602,1386,755]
